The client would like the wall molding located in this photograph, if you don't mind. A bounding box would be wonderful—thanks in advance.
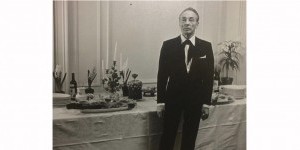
[63,1,69,93]
[96,1,101,86]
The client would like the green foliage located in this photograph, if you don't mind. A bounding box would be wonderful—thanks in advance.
[218,41,242,78]
[102,63,121,93]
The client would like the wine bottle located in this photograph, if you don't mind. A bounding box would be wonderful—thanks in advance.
[213,71,220,92]
[70,73,77,100]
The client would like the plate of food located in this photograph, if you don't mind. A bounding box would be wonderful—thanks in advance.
[211,93,235,105]
[66,98,137,113]
[142,87,157,97]
[81,107,129,113]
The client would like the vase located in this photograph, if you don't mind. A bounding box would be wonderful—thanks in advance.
[54,83,64,93]
[221,77,233,85]
[128,79,143,100]
[122,84,129,96]
[85,83,94,94]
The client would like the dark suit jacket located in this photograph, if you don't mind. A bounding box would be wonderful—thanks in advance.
[157,36,214,105]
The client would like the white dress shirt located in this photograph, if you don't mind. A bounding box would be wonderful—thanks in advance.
[180,34,195,73]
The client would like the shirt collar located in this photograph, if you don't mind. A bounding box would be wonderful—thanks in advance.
[180,34,196,46]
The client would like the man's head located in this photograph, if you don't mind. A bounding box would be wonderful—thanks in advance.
[179,7,199,39]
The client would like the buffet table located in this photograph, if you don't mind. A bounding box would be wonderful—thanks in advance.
[53,97,246,150]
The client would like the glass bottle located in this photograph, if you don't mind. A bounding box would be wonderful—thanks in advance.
[213,71,220,92]
[70,73,77,100]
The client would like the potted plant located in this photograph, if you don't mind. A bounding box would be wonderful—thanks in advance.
[85,67,97,94]
[119,68,131,96]
[218,40,242,85]
[53,64,67,93]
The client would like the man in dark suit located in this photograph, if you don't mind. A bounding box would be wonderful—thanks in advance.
[157,7,214,150]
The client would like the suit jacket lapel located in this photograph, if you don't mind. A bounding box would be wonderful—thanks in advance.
[175,35,185,61]
[188,37,205,74]
[189,37,203,60]
[174,36,190,75]
[195,37,206,56]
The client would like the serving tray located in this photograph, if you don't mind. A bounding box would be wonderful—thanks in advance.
[80,106,128,113]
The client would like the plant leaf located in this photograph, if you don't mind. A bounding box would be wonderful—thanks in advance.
[218,51,226,55]
[218,57,227,65]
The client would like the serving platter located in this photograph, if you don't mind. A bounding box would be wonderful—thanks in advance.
[80,106,129,113]
[212,93,235,105]
[215,97,235,105]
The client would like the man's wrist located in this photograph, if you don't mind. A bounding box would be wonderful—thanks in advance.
[203,104,210,108]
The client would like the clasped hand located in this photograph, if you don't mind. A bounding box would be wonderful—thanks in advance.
[201,104,210,120]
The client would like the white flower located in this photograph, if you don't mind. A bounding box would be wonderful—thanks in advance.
[55,64,61,72]
[92,66,97,75]
[54,64,62,78]
[121,58,128,72]
[223,46,229,52]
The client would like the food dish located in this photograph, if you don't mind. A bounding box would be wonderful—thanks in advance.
[211,93,235,105]
[81,107,128,113]
[142,87,157,97]
[66,98,137,113]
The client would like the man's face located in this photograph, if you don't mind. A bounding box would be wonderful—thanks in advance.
[179,10,199,38]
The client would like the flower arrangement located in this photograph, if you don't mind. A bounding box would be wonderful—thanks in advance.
[102,61,122,93]
[218,40,242,84]
[120,68,131,86]
[85,67,97,94]
[53,64,67,93]
[88,67,97,84]
[119,68,131,96]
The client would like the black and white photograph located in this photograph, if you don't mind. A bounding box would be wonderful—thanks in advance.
[9,0,300,150]
[52,1,246,150]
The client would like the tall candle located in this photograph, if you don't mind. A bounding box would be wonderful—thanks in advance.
[113,42,117,61]
[106,46,109,69]
[102,60,104,78]
[123,57,128,71]
[120,53,122,71]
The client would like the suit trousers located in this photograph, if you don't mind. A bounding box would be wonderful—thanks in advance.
[159,100,203,150]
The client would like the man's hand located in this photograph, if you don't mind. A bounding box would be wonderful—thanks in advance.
[202,104,210,120]
[157,103,165,118]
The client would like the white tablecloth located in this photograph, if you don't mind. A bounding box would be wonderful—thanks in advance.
[53,97,246,150]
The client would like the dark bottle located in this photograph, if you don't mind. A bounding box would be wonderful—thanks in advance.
[70,73,77,100]
[213,71,220,92]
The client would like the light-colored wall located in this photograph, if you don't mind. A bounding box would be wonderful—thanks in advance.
[109,1,222,82]
[53,1,69,92]
[222,1,246,85]
[54,1,246,90]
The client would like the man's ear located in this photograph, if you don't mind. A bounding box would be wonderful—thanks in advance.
[196,21,199,28]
